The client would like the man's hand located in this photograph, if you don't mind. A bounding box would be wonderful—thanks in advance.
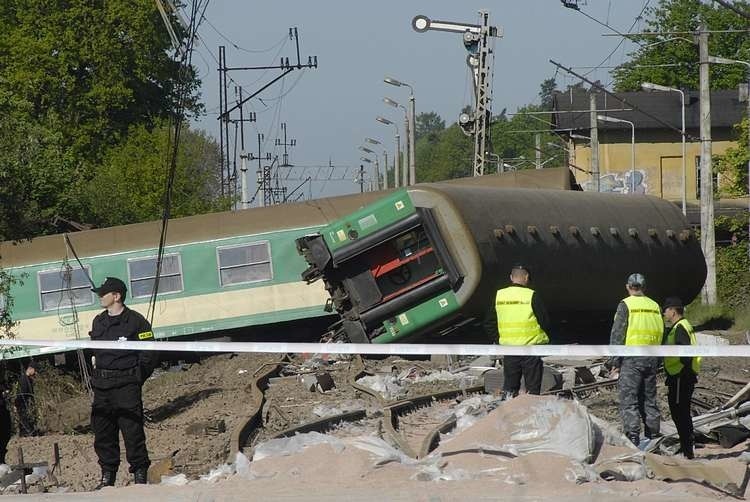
[609,367,620,379]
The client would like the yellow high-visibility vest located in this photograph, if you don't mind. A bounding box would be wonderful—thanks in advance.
[664,318,701,376]
[495,286,549,346]
[623,295,663,346]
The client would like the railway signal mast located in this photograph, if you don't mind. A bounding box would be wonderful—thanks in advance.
[412,12,502,176]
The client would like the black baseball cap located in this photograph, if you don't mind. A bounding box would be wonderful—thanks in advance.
[663,297,684,310]
[92,277,127,297]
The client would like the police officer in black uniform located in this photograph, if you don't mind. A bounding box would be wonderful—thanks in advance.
[89,277,158,488]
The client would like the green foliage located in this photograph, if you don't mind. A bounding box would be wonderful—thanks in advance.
[539,78,558,111]
[82,122,230,227]
[613,0,750,92]
[415,124,473,182]
[685,300,733,329]
[415,112,445,141]
[0,270,19,339]
[733,303,750,331]
[0,0,204,237]
[715,117,749,197]
[716,240,750,310]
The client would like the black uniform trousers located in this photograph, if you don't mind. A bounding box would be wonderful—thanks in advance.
[667,374,696,458]
[503,355,543,395]
[0,403,11,464]
[91,381,149,473]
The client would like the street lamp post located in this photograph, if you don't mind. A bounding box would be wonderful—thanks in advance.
[385,76,416,185]
[597,115,636,193]
[360,157,375,191]
[376,116,400,188]
[708,56,750,264]
[364,138,386,190]
[359,146,380,190]
[383,97,409,187]
[642,82,686,215]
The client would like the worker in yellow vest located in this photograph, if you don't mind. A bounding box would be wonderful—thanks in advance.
[608,273,663,447]
[663,296,700,459]
[495,264,551,397]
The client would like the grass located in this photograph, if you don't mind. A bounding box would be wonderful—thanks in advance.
[686,301,734,330]
[733,303,750,332]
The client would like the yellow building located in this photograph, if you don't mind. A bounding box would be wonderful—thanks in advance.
[552,89,746,223]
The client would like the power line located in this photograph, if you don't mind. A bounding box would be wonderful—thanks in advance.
[575,0,652,78]
[549,59,700,142]
[201,17,288,53]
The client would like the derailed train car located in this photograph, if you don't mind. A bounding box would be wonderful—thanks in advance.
[296,183,707,343]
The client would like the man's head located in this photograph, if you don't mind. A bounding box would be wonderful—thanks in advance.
[25,361,37,378]
[625,273,645,295]
[92,277,127,308]
[510,264,530,286]
[663,296,684,323]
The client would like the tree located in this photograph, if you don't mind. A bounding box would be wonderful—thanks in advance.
[539,78,558,111]
[715,117,749,197]
[613,0,750,91]
[415,112,446,141]
[82,122,230,227]
[0,0,203,236]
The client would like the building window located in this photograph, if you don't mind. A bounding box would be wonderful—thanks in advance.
[217,242,272,286]
[695,156,719,199]
[128,254,183,298]
[38,266,94,311]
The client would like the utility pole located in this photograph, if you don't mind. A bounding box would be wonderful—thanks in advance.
[412,11,502,176]
[698,25,717,304]
[374,156,381,190]
[276,123,297,167]
[217,28,317,206]
[589,92,600,192]
[383,151,389,189]
[358,164,365,193]
[535,133,541,169]
[402,114,409,187]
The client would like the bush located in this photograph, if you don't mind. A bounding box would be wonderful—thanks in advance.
[716,243,750,311]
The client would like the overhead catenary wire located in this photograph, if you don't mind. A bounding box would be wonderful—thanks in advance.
[148,0,209,326]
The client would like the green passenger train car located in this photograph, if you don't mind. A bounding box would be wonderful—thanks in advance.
[296,183,707,344]
[0,192,384,360]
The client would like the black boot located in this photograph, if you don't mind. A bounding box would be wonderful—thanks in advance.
[133,467,148,485]
[95,470,116,490]
[627,433,640,447]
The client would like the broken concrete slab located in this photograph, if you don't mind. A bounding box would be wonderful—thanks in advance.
[301,372,335,393]
[437,395,595,463]
[644,452,748,497]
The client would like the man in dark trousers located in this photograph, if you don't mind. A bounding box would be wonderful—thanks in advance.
[663,297,700,459]
[15,361,38,437]
[0,378,12,464]
[494,264,551,396]
[608,273,664,447]
[89,277,158,488]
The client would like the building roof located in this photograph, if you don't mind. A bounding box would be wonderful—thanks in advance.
[552,89,745,133]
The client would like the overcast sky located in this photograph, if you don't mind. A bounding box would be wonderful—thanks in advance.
[189,1,650,199]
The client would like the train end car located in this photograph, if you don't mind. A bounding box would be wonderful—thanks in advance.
[296,184,707,344]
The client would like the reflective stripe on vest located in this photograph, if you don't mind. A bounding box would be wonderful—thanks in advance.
[623,296,663,346]
[495,286,549,346]
[664,318,702,376]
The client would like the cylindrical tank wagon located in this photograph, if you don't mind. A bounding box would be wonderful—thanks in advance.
[297,184,706,343]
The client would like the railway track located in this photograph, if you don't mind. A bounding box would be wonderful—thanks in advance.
[237,355,487,460]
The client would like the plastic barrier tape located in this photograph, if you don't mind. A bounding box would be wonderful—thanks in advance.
[0,339,746,357]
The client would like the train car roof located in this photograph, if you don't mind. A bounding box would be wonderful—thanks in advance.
[0,168,575,267]
[1,191,385,267]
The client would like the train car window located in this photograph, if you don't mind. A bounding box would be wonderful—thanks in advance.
[38,266,94,311]
[216,242,273,286]
[128,254,184,298]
